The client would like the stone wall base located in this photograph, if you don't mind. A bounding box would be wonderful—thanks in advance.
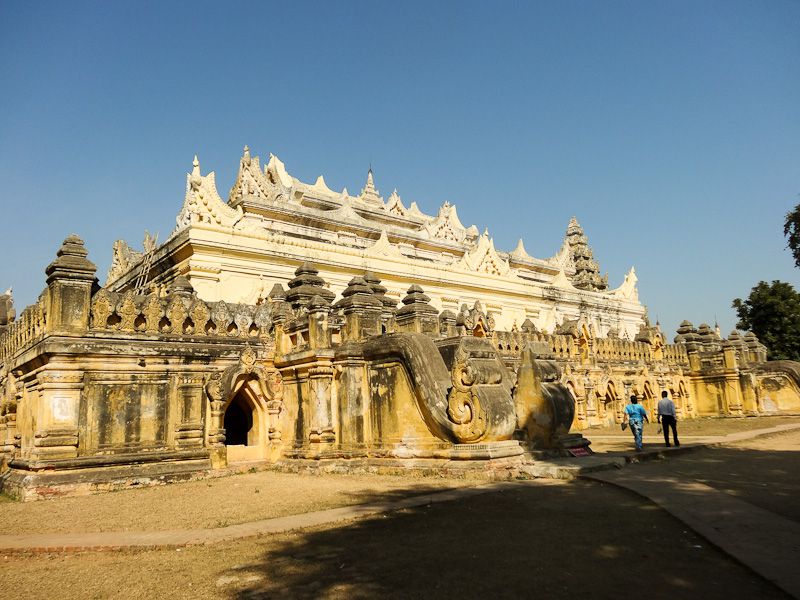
[1,450,212,502]
[269,453,530,480]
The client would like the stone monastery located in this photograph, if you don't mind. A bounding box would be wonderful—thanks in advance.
[1,145,798,500]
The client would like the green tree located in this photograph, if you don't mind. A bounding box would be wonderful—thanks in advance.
[783,203,800,267]
[732,280,800,361]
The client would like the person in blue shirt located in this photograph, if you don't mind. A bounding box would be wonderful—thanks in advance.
[624,395,650,452]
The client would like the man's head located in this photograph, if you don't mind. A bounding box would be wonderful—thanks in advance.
[662,391,668,398]
[630,395,638,404]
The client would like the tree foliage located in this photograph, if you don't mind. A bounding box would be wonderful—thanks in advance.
[784,203,800,268]
[733,280,800,361]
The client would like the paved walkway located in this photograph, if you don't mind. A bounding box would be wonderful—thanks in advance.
[524,422,800,478]
[585,421,800,452]
[586,471,800,599]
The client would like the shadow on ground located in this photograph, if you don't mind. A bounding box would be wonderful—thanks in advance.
[218,446,797,600]
[612,443,800,522]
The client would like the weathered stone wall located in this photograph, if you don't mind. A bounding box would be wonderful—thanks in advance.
[1,235,799,500]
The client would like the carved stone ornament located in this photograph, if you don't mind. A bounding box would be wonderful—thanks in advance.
[143,293,162,333]
[205,372,223,403]
[91,289,113,329]
[240,345,257,373]
[118,291,138,332]
[446,345,488,442]
[166,296,188,333]
[191,300,210,332]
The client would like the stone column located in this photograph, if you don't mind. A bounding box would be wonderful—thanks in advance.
[308,364,336,445]
[1,371,21,461]
[205,373,227,468]
[30,371,83,461]
[583,377,596,419]
[308,296,332,349]
[174,375,205,449]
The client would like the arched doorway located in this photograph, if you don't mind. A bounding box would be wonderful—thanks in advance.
[643,382,656,417]
[224,392,254,446]
[223,379,264,462]
[603,382,618,426]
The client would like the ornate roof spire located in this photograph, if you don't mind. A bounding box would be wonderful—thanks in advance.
[564,217,606,292]
[360,168,382,205]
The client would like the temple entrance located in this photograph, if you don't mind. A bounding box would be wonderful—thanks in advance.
[224,393,254,446]
[642,382,655,418]
[223,381,264,462]
[603,382,619,426]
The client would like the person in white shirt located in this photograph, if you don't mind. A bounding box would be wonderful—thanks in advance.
[657,391,680,447]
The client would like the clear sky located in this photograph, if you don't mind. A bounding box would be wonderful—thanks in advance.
[1,1,798,338]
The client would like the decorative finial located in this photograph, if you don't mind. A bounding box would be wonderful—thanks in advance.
[360,168,381,204]
[190,155,202,189]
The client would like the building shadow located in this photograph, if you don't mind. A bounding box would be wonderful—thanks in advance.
[217,445,797,600]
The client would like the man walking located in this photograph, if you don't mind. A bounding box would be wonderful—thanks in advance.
[624,395,649,452]
[657,390,680,447]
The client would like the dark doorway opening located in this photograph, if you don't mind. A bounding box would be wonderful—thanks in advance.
[224,394,253,446]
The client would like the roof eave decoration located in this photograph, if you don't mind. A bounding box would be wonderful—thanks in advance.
[326,192,369,224]
[228,146,292,205]
[544,240,575,275]
[611,266,639,301]
[364,229,404,259]
[424,201,477,243]
[267,153,293,189]
[406,201,426,220]
[385,189,407,217]
[313,174,334,195]
[105,239,143,286]
[550,267,578,290]
[509,239,533,263]
[458,232,511,276]
[175,156,243,234]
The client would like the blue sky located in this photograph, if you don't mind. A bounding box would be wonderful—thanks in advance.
[1,1,798,337]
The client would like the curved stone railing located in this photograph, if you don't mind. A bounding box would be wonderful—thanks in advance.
[363,333,517,444]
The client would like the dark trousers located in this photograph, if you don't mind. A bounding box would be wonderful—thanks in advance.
[661,415,679,445]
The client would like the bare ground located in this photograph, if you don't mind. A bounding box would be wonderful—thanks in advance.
[0,478,788,600]
[1,417,799,599]
[0,471,473,534]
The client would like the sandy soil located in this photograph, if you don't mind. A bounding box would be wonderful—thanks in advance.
[0,471,472,534]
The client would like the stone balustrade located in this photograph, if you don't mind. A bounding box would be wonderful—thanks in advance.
[0,300,47,362]
[89,288,273,339]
